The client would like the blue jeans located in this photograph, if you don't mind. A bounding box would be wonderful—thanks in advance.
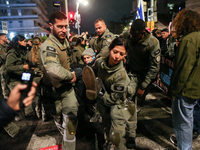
[172,95,198,150]
[193,99,200,133]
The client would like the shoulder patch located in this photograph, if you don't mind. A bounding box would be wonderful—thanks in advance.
[105,35,111,38]
[106,38,112,43]
[46,46,56,52]
[154,49,160,56]
[111,84,126,93]
[114,85,124,91]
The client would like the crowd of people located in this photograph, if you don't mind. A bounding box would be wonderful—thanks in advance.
[0,9,200,150]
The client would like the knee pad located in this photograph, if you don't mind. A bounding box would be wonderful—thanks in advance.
[109,130,121,147]
[66,112,78,135]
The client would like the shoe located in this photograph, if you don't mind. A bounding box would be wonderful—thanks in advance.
[136,105,142,114]
[54,118,64,135]
[170,135,177,146]
[90,113,102,123]
[13,123,28,138]
[126,137,136,149]
[170,132,199,146]
[193,131,199,140]
[83,66,102,101]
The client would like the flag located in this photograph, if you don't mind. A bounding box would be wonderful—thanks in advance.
[136,0,145,21]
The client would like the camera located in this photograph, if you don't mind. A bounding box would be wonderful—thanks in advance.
[19,69,34,109]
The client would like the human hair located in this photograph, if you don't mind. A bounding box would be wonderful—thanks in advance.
[76,37,84,46]
[7,35,25,52]
[31,37,42,63]
[109,36,125,51]
[131,19,146,32]
[49,11,67,24]
[94,18,105,24]
[173,9,200,37]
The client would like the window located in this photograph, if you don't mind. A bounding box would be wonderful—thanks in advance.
[19,21,23,27]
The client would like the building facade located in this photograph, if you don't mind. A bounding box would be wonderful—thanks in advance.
[0,0,49,39]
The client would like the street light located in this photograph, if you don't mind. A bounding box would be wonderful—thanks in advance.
[74,0,88,35]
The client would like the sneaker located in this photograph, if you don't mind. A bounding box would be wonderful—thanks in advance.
[13,123,28,138]
[126,137,136,149]
[193,131,199,140]
[170,135,177,146]
[83,66,102,101]
[90,113,102,123]
[170,132,199,146]
[54,119,64,135]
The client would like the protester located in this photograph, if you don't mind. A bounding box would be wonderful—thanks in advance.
[0,82,37,128]
[160,28,170,56]
[168,9,200,150]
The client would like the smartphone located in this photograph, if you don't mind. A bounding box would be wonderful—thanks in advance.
[19,70,34,109]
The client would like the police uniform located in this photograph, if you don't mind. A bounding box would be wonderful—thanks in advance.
[90,29,115,58]
[4,48,27,138]
[71,47,84,65]
[122,30,161,107]
[39,33,78,150]
[93,57,135,149]
[0,43,9,98]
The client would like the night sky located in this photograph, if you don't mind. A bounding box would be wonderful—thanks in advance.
[46,0,133,35]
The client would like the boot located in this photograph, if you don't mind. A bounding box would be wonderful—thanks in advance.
[82,66,102,101]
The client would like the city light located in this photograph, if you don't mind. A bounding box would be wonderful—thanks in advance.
[9,32,15,40]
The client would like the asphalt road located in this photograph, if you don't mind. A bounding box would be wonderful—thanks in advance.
[1,87,200,150]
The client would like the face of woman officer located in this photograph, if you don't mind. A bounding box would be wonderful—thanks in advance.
[108,37,126,67]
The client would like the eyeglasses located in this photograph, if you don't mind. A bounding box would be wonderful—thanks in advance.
[54,25,68,30]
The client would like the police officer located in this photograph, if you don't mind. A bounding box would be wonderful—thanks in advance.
[39,11,78,150]
[89,18,115,58]
[121,19,161,148]
[0,33,9,99]
[83,37,135,149]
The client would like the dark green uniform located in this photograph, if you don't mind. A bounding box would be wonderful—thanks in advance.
[0,43,9,98]
[90,29,115,58]
[71,47,84,65]
[122,30,161,106]
[25,51,43,119]
[39,34,78,150]
[94,57,135,149]
[4,48,26,138]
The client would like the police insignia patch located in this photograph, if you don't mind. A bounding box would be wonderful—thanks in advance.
[107,38,112,43]
[114,85,124,91]
[155,56,161,63]
[154,49,160,56]
[46,46,56,52]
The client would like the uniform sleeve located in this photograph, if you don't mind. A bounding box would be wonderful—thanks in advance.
[5,53,24,75]
[96,35,115,58]
[102,70,129,106]
[141,38,161,89]
[76,50,84,65]
[40,44,73,82]
[169,40,196,99]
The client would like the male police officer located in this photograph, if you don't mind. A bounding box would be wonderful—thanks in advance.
[90,18,115,58]
[39,11,78,150]
[122,19,160,148]
[0,33,9,98]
